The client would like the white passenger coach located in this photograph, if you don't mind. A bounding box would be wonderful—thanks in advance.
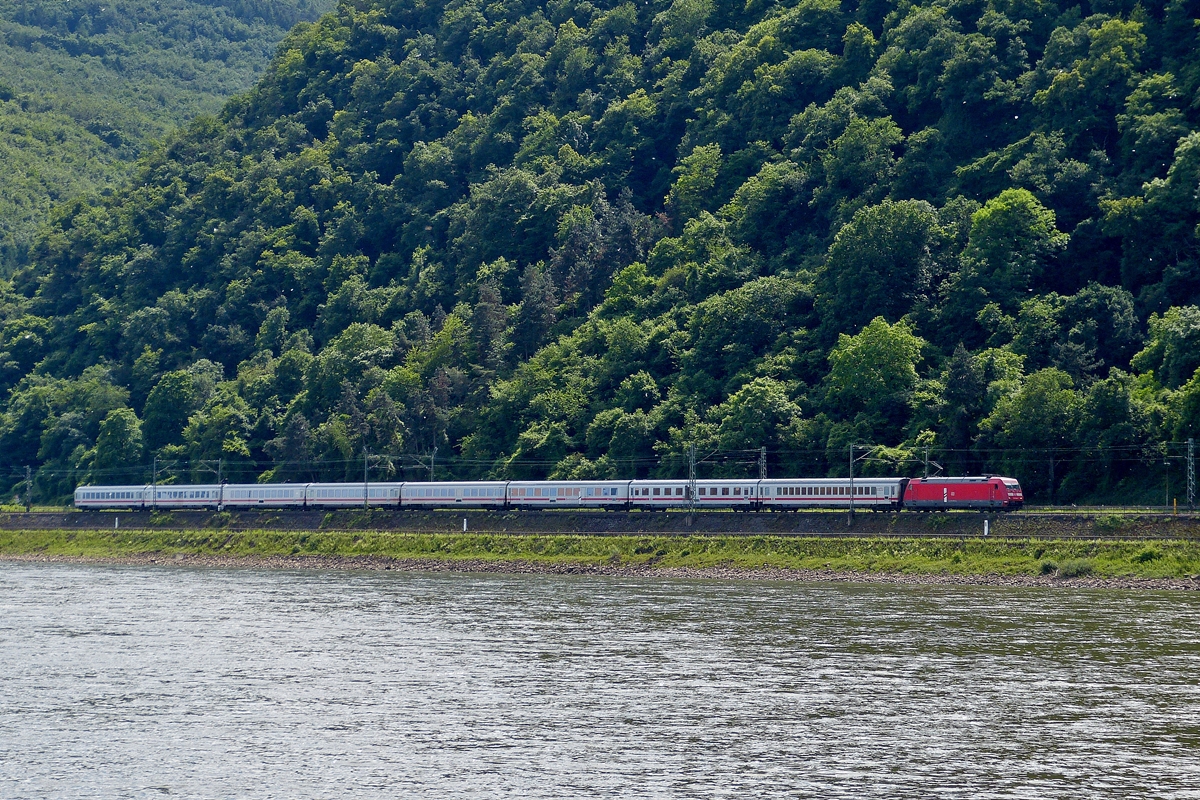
[74,477,909,512]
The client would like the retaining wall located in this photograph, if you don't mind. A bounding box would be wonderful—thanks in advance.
[1,509,1197,538]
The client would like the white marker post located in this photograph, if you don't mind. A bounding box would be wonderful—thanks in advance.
[463,518,468,532]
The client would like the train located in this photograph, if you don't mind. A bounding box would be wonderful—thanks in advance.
[74,475,1024,512]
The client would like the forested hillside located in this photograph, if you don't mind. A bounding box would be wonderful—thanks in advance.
[0,0,332,271]
[4,0,1200,503]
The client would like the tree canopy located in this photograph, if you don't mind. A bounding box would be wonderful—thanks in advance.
[5,0,1200,503]
[0,0,333,272]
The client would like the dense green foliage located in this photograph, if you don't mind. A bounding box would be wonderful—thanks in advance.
[5,0,1200,502]
[0,0,332,270]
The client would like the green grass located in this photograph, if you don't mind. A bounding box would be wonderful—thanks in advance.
[3,529,1200,580]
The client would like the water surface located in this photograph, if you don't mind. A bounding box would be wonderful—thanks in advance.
[1,563,1198,798]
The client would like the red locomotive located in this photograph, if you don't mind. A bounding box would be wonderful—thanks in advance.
[902,476,1024,511]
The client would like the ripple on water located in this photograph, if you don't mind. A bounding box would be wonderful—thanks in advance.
[1,564,1199,799]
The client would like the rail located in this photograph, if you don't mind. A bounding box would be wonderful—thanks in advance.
[10,503,1200,521]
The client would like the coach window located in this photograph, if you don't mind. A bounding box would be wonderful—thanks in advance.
[721,487,729,496]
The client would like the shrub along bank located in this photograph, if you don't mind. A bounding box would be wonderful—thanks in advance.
[3,529,1200,581]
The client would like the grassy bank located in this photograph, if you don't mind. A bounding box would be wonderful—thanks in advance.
[3,529,1200,580]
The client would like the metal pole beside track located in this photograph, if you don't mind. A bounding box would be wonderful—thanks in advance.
[687,442,696,526]
[1189,438,1195,511]
[848,445,854,526]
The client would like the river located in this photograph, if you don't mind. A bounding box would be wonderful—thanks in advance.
[1,563,1198,798]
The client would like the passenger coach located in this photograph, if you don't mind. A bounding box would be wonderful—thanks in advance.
[760,478,905,511]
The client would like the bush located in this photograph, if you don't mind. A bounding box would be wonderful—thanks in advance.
[1094,514,1129,531]
[1039,559,1058,575]
[1057,558,1093,577]
[1132,547,1161,563]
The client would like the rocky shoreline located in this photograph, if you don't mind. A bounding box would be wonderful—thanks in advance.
[4,551,1199,591]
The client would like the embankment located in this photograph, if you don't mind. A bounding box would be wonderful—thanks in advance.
[3,528,1200,588]
[1,508,1198,539]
